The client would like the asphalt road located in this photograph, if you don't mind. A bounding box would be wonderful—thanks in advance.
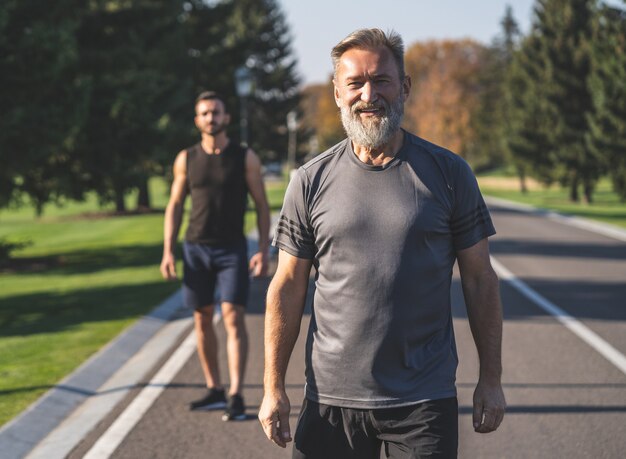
[65,201,626,458]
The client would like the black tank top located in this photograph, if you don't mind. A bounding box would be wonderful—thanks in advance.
[184,142,248,244]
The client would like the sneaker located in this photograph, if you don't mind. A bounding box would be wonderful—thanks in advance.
[189,388,227,411]
[222,393,246,421]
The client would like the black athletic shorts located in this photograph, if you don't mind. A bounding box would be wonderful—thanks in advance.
[292,397,458,459]
[182,239,249,308]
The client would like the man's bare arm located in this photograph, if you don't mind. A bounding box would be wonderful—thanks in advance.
[160,151,187,280]
[457,238,506,433]
[245,149,271,277]
[259,250,312,447]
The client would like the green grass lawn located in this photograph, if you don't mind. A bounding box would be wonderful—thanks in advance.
[0,177,286,427]
[478,176,626,230]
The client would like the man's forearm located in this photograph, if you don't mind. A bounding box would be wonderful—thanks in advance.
[163,203,183,254]
[264,276,307,391]
[462,269,503,382]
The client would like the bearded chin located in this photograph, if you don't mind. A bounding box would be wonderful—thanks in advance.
[209,123,227,136]
[340,96,404,149]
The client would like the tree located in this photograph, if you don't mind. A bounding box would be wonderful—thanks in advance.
[0,0,89,215]
[1,0,302,215]
[76,0,192,212]
[184,0,302,163]
[480,5,531,191]
[300,80,344,153]
[587,4,626,200]
[507,0,600,202]
[404,40,487,160]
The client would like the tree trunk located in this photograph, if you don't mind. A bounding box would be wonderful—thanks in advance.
[137,177,151,211]
[115,190,126,212]
[35,200,44,218]
[583,181,593,204]
[569,176,579,202]
[517,166,528,194]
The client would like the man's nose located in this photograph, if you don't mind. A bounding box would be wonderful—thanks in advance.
[360,81,378,104]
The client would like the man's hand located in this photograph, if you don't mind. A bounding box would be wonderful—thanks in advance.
[473,380,506,433]
[249,250,268,277]
[258,390,292,448]
[160,252,177,280]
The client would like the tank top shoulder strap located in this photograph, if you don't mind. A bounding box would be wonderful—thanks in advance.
[185,143,202,163]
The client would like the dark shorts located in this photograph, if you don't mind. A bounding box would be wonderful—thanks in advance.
[293,397,458,459]
[182,240,249,308]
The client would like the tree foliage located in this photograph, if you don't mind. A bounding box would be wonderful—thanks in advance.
[403,40,487,160]
[507,0,601,202]
[587,4,626,200]
[0,0,300,215]
[76,0,192,211]
[0,0,89,215]
[300,80,344,153]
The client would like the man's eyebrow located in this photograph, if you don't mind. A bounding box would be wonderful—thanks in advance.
[345,72,391,81]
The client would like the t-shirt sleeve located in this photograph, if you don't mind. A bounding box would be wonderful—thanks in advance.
[450,158,496,251]
[272,168,316,259]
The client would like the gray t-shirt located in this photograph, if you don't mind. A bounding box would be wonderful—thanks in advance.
[273,130,495,409]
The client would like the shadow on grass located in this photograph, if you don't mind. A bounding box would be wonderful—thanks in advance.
[2,243,167,275]
[0,280,179,337]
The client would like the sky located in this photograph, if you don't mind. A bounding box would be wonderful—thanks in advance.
[277,0,619,86]
[278,0,536,85]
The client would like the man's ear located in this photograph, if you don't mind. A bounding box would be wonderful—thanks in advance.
[333,80,341,107]
[402,75,412,101]
[224,113,231,125]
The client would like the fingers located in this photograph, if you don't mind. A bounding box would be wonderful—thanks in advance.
[473,382,506,433]
[260,413,284,447]
[472,401,483,431]
[160,261,177,280]
[258,396,292,448]
[248,254,268,278]
[279,415,292,445]
[473,402,506,433]
[259,412,291,448]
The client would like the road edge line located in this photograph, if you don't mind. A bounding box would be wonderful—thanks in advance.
[491,256,626,376]
[82,331,198,459]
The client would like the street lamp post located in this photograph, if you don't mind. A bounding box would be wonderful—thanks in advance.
[287,110,297,179]
[234,66,253,147]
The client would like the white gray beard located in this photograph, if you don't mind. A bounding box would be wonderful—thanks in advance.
[340,95,404,149]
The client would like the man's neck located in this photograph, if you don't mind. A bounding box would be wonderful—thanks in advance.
[352,130,404,166]
[201,132,229,154]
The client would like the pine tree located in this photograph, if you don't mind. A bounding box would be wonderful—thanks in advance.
[76,0,191,212]
[472,6,521,177]
[0,0,89,215]
[184,0,302,163]
[506,0,601,202]
[587,4,626,200]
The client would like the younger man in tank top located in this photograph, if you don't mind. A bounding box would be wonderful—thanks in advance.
[160,91,270,421]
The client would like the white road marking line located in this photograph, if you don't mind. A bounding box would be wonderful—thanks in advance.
[83,330,197,459]
[491,256,626,376]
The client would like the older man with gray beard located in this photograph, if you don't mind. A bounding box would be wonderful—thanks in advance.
[259,28,506,459]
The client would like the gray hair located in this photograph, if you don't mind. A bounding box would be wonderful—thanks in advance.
[331,28,405,79]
